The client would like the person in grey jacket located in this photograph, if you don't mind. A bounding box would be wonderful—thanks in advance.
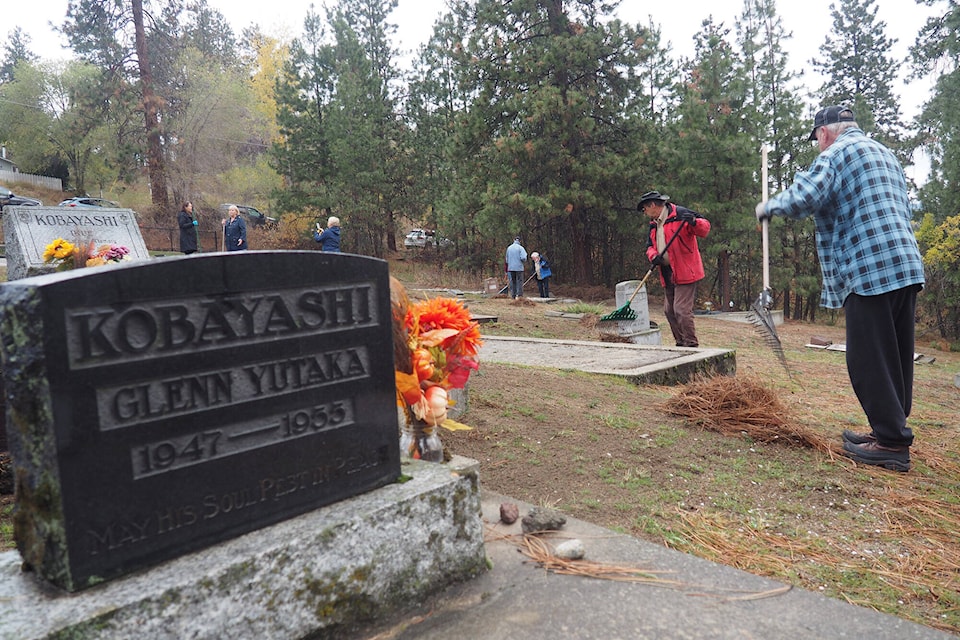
[504,237,527,299]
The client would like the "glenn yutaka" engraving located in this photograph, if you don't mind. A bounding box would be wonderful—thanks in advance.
[98,347,370,429]
[66,284,376,368]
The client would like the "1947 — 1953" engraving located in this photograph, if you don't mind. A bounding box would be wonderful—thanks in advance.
[131,398,355,479]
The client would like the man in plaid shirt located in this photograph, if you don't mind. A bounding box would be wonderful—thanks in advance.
[755,106,925,472]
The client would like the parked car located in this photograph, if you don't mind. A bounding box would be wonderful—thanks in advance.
[219,204,279,227]
[58,196,120,208]
[404,228,452,248]
[0,186,42,211]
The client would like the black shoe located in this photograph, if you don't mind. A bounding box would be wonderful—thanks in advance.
[841,441,911,472]
[842,429,876,445]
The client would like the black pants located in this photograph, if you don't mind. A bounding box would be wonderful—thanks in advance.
[537,276,550,298]
[844,285,920,447]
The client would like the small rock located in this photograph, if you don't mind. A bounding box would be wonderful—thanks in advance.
[809,335,832,346]
[500,502,520,524]
[521,507,567,534]
[954,373,960,390]
[554,539,585,560]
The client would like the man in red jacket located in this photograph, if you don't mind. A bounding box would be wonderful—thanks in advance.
[639,190,711,347]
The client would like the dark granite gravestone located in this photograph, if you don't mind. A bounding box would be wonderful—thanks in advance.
[0,251,401,591]
[3,205,150,280]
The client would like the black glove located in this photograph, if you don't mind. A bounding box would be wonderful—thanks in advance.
[651,254,664,267]
[677,210,696,225]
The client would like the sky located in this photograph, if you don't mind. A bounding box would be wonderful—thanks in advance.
[4,0,939,177]
[5,0,937,107]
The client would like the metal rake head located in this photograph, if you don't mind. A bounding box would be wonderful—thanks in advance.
[747,292,791,377]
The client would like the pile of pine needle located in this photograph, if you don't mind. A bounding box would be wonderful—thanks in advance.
[663,375,835,455]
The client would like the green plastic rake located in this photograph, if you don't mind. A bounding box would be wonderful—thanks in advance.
[599,221,684,323]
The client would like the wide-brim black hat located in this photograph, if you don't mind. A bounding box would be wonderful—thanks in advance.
[637,191,670,210]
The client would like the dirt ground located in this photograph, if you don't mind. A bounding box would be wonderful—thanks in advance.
[411,284,960,634]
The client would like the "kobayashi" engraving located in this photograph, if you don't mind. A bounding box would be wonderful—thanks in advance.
[65,285,376,368]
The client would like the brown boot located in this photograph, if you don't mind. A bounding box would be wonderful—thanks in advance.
[841,441,910,472]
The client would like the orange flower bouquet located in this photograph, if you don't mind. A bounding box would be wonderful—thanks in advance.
[391,277,482,460]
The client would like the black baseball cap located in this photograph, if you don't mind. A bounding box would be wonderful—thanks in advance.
[808,106,855,140]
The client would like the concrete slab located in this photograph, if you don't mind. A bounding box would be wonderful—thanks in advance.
[0,458,485,640]
[353,490,952,640]
[479,336,735,385]
[699,309,784,326]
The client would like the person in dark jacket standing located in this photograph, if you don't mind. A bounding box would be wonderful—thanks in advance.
[756,106,925,472]
[314,216,342,252]
[177,201,199,254]
[222,205,247,251]
[639,190,710,347]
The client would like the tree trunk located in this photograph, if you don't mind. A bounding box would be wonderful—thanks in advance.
[132,0,168,211]
[717,250,731,310]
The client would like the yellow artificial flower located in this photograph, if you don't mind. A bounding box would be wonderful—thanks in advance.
[43,238,76,262]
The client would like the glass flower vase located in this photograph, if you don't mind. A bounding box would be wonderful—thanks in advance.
[400,417,444,463]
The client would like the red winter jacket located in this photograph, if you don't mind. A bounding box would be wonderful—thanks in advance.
[645,203,710,286]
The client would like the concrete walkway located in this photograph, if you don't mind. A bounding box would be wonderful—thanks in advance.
[355,490,952,639]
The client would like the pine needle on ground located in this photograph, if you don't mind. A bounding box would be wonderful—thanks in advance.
[662,375,835,455]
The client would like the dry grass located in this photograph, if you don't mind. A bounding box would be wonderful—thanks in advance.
[663,375,837,455]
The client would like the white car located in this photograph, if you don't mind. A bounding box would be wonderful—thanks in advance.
[404,228,451,248]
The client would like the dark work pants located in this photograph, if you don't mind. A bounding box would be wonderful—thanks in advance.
[509,271,524,298]
[844,286,920,447]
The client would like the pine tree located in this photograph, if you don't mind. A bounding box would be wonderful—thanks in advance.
[436,0,653,284]
[0,28,37,84]
[911,1,960,221]
[812,0,906,156]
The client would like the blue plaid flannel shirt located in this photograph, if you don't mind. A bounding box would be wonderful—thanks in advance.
[766,127,925,309]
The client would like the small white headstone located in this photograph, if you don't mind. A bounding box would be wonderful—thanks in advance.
[612,280,661,345]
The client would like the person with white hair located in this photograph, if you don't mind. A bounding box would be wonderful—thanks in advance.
[531,251,552,298]
[221,204,247,251]
[314,215,342,252]
[756,105,925,472]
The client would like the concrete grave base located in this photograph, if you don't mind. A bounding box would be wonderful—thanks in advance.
[480,336,736,386]
[0,457,486,640]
